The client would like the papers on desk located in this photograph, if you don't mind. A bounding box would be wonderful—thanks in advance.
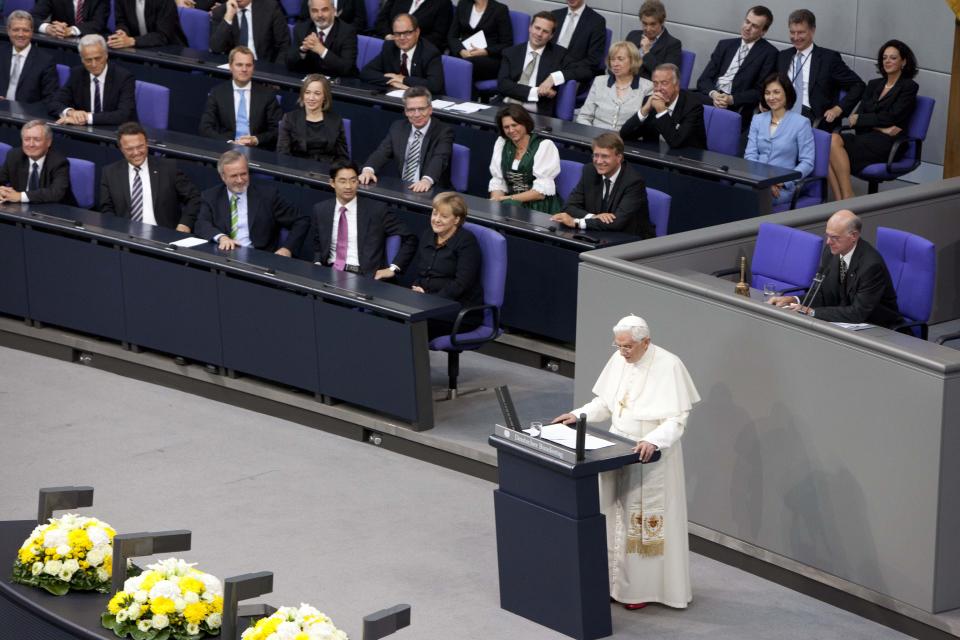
[170,237,208,248]
[446,102,491,114]
[431,99,457,109]
[522,423,616,450]
[217,63,230,70]
[385,89,407,98]
[832,322,876,331]
[461,31,488,50]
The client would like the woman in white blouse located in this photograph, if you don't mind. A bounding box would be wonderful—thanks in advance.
[577,41,653,130]
[488,104,561,213]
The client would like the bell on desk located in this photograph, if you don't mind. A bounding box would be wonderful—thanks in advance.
[735,256,750,297]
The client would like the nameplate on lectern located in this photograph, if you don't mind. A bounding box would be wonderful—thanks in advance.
[493,425,575,462]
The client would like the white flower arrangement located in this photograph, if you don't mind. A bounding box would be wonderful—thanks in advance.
[102,557,223,640]
[12,513,116,595]
[241,604,349,640]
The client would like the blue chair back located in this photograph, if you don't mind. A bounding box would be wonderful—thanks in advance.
[363,0,379,31]
[876,227,935,329]
[442,55,472,101]
[56,64,70,87]
[859,96,935,188]
[451,143,469,193]
[279,0,299,19]
[679,49,695,89]
[342,117,352,158]
[135,80,170,129]
[646,187,670,237]
[750,223,823,294]
[508,11,530,45]
[385,234,400,264]
[68,157,96,209]
[703,105,741,155]
[464,222,506,329]
[178,7,210,50]
[557,159,582,203]
[107,0,115,32]
[772,127,831,212]
[554,79,577,121]
[0,142,11,164]
[900,96,935,165]
[4,0,34,18]
[357,35,385,69]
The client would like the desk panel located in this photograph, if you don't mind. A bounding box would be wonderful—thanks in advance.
[0,220,29,318]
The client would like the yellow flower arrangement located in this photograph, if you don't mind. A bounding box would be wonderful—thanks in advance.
[242,604,348,640]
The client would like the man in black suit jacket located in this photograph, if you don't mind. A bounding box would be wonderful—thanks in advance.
[50,35,138,126]
[777,9,864,131]
[210,0,290,63]
[106,0,187,48]
[626,0,681,80]
[195,150,307,255]
[359,85,454,192]
[32,0,110,37]
[308,159,418,279]
[0,12,60,105]
[287,0,358,77]
[0,120,74,205]
[100,122,201,231]
[552,133,654,239]
[359,13,444,95]
[199,47,283,149]
[770,210,901,328]
[298,0,365,30]
[620,63,706,149]
[375,0,451,53]
[694,6,778,128]
[551,0,607,85]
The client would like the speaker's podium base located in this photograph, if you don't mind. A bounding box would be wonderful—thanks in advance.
[489,426,642,640]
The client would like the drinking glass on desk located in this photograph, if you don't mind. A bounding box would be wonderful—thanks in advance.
[763,283,780,301]
[531,421,543,438]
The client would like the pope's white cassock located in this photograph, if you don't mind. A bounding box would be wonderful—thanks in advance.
[571,343,700,607]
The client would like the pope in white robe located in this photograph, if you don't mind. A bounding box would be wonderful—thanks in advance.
[554,315,700,609]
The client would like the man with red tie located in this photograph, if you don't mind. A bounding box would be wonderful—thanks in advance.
[358,12,444,95]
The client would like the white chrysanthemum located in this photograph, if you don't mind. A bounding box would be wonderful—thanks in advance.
[201,591,215,603]
[307,622,336,639]
[43,529,67,549]
[127,602,142,619]
[148,579,182,601]
[86,526,110,546]
[55,544,71,557]
[137,620,152,632]
[206,612,222,628]
[152,614,170,630]
[123,574,144,593]
[86,548,104,567]
[184,590,200,604]
[43,560,63,575]
[174,597,186,612]
[133,590,148,604]
[62,558,79,573]
[96,567,109,582]
[275,621,302,640]
[198,572,222,595]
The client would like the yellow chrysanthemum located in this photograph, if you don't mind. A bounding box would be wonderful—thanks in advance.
[108,592,128,615]
[179,576,204,594]
[150,596,176,615]
[183,602,208,625]
[17,547,37,564]
[102,555,113,573]
[211,595,224,613]
[67,529,93,551]
[139,572,160,591]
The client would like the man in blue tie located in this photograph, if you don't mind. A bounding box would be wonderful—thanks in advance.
[0,120,74,205]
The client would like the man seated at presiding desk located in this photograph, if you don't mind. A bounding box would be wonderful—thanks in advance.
[358,86,454,193]
[693,5,777,129]
[620,63,706,150]
[626,0,681,80]
[100,122,201,232]
[768,209,901,328]
[286,0,358,78]
[199,46,282,149]
[195,150,308,257]
[308,159,417,280]
[210,0,290,63]
[106,0,188,49]
[31,0,109,38]
[551,133,654,239]
[0,120,74,205]
[0,11,59,106]
[359,13,445,95]
[50,35,138,126]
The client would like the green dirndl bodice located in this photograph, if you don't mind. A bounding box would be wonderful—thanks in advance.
[500,134,562,214]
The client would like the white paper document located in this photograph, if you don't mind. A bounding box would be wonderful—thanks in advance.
[431,99,457,109]
[446,102,491,114]
[522,423,616,450]
[170,237,209,248]
[832,322,875,331]
[217,63,230,70]
[461,31,488,51]
[385,89,406,98]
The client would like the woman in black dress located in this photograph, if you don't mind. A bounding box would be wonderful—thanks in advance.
[828,40,918,200]
[447,0,513,81]
[277,74,350,164]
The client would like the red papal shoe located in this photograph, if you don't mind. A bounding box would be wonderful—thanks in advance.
[623,602,647,610]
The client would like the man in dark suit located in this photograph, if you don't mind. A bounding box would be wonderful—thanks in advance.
[551,0,607,86]
[195,150,307,256]
[693,5,778,129]
[374,0,451,53]
[0,11,60,105]
[358,85,454,193]
[626,0,681,80]
[777,8,864,131]
[210,0,290,63]
[298,0,365,30]
[100,122,201,231]
[0,120,74,205]
[359,13,444,95]
[287,0,358,78]
[106,0,187,48]
[50,35,137,126]
[620,63,707,149]
[308,159,418,279]
[32,0,110,37]
[770,210,901,328]
[551,133,654,239]
[199,46,283,149]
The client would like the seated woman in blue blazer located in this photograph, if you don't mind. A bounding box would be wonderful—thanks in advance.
[745,72,815,207]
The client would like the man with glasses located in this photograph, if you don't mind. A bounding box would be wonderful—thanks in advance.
[768,209,900,327]
[553,314,700,611]
[620,63,706,149]
[373,0,451,53]
[358,86,454,193]
[359,13,444,95]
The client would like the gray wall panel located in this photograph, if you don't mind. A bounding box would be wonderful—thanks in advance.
[935,375,960,611]
[854,1,955,73]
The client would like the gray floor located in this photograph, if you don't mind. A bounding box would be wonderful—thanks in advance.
[0,345,913,639]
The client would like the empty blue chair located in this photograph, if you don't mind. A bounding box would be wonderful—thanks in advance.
[554,79,578,121]
[679,49,695,89]
[509,10,530,45]
[430,222,507,399]
[451,143,469,193]
[876,227,935,339]
[775,128,831,212]
[56,64,70,87]
[342,117,352,158]
[713,223,823,297]
[178,7,210,51]
[857,96,935,194]
[557,159,582,203]
[0,142,11,164]
[647,187,670,237]
[136,80,170,129]
[357,35,384,70]
[442,55,472,101]
[703,105,741,155]
[68,157,96,209]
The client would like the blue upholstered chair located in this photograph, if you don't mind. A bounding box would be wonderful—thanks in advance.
[385,234,400,264]
[429,222,507,399]
[342,117,352,158]
[178,7,210,51]
[714,223,823,296]
[773,128,831,212]
[556,159,583,203]
[679,49,695,89]
[279,0,299,21]
[0,142,11,163]
[56,64,70,87]
[703,105,741,155]
[357,35,385,70]
[554,79,578,121]
[363,0,379,31]
[509,10,530,45]
[3,0,34,18]
[68,157,96,209]
[857,96,935,194]
[876,227,936,339]
[442,55,472,101]
[647,187,670,237]
[136,80,170,130]
[450,143,469,193]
